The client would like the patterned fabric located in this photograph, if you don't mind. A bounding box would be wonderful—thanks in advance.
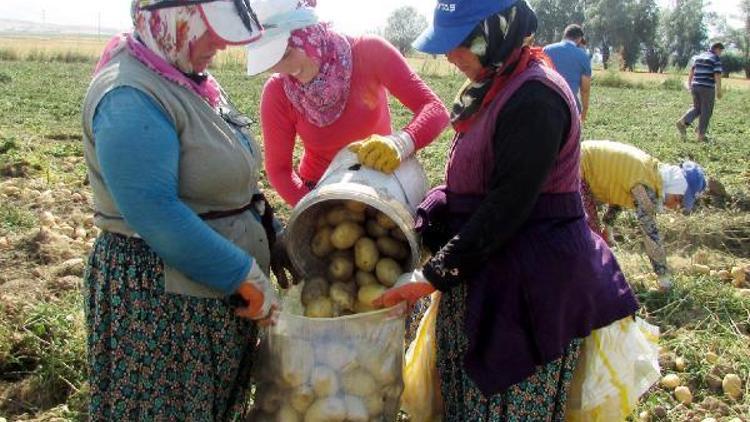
[450,1,543,133]
[581,181,668,277]
[436,282,582,421]
[631,185,669,277]
[84,232,258,421]
[282,24,353,127]
[94,2,222,106]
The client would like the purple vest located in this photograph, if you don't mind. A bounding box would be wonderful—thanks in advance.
[446,62,581,195]
[422,63,639,395]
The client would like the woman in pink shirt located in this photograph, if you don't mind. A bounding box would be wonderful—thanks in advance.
[249,1,449,206]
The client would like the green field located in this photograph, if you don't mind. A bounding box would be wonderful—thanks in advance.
[1,58,749,421]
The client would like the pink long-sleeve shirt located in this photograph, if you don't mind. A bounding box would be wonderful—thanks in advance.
[260,35,450,206]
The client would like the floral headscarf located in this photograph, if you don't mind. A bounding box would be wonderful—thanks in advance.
[94,0,221,107]
[451,1,543,133]
[281,23,353,127]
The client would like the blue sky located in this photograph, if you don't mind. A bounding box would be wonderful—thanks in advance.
[0,0,743,35]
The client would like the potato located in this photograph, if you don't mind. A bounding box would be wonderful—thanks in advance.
[363,353,399,385]
[329,256,354,281]
[660,374,681,389]
[674,386,692,404]
[325,206,351,226]
[304,397,346,422]
[316,215,328,228]
[311,365,339,397]
[341,368,378,397]
[305,297,334,318]
[376,237,409,260]
[390,228,407,242]
[345,200,368,213]
[277,404,301,422]
[343,395,369,422]
[375,258,402,287]
[330,221,364,250]
[279,338,314,387]
[330,281,356,311]
[358,284,387,308]
[310,227,334,258]
[354,299,376,314]
[375,212,397,229]
[692,263,711,275]
[301,277,329,306]
[355,270,378,287]
[674,357,687,372]
[354,237,379,272]
[363,394,384,418]
[722,374,743,399]
[258,387,282,413]
[314,342,357,372]
[290,384,315,413]
[365,219,389,238]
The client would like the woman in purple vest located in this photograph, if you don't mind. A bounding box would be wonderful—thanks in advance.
[376,0,639,419]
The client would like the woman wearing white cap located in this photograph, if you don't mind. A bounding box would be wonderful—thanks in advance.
[81,0,284,419]
[580,140,707,290]
[247,0,450,206]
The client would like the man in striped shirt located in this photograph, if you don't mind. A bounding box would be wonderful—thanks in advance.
[676,42,725,142]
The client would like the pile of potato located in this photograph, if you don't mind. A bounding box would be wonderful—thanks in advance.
[252,317,405,421]
[301,200,411,318]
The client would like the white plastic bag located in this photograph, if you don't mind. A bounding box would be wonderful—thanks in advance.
[401,292,444,422]
[252,304,407,422]
[566,317,661,422]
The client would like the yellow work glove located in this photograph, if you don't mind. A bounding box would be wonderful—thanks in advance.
[348,132,415,174]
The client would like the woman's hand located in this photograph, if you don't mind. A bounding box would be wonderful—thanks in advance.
[234,261,280,323]
[348,132,415,174]
[270,233,299,289]
[373,269,435,308]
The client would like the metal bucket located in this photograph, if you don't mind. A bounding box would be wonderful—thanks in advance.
[286,148,428,277]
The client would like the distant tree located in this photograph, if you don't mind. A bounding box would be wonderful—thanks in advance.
[383,6,427,56]
[663,0,707,69]
[528,0,585,45]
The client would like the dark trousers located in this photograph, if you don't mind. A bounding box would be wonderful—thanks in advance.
[681,85,715,136]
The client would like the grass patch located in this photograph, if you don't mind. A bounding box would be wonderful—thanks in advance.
[0,203,35,232]
[593,70,646,89]
[0,293,87,417]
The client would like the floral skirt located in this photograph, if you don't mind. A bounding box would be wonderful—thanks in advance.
[84,232,258,421]
[436,283,582,421]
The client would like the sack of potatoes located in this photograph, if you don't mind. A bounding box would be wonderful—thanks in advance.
[303,200,412,318]
[251,200,411,421]
[251,300,406,422]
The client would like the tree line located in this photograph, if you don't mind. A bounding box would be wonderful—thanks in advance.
[382,1,750,77]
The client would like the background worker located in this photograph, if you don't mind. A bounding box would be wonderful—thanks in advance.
[580,140,707,290]
[677,42,725,142]
[544,24,592,122]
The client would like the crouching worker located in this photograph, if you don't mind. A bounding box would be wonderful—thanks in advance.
[580,140,707,290]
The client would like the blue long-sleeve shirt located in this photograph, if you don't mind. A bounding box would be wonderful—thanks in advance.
[92,86,252,294]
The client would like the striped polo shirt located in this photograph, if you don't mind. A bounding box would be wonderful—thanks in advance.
[691,51,723,88]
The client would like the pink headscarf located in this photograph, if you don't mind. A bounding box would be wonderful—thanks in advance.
[93,1,221,107]
[282,23,353,127]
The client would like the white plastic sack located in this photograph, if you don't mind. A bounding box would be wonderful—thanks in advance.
[566,317,661,422]
[252,304,407,422]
